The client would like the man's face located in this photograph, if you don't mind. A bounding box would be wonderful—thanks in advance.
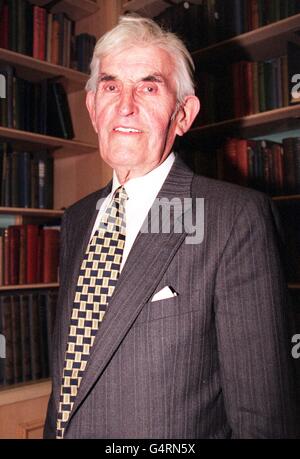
[86,44,199,178]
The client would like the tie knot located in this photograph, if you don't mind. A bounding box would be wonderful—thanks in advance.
[98,186,127,235]
[114,186,128,205]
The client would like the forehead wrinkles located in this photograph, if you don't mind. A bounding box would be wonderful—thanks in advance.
[99,47,176,88]
[100,63,166,83]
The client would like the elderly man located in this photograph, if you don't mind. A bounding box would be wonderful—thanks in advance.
[44,16,297,439]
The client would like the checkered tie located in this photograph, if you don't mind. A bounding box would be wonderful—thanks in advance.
[56,186,127,439]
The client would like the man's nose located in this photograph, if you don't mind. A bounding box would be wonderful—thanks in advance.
[117,87,137,116]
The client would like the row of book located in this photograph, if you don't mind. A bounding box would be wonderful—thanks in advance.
[0,144,53,209]
[195,54,294,125]
[219,137,300,196]
[0,289,57,385]
[0,224,60,286]
[179,136,300,196]
[0,0,96,72]
[154,0,300,51]
[0,64,74,139]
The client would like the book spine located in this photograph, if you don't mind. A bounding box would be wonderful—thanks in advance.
[26,224,39,284]
[236,139,249,186]
[282,138,296,193]
[19,294,31,381]
[46,13,53,63]
[43,229,60,283]
[0,2,9,49]
[33,6,40,60]
[1,295,14,384]
[19,225,26,285]
[293,138,300,193]
[28,292,42,380]
[8,226,20,285]
[3,228,9,286]
[19,152,31,208]
[11,294,22,383]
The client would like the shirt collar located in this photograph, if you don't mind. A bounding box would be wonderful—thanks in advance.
[112,152,176,200]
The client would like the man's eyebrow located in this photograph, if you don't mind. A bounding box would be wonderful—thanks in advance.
[97,73,165,83]
[141,74,164,83]
[98,74,116,82]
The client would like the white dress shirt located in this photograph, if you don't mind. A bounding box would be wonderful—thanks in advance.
[91,152,175,271]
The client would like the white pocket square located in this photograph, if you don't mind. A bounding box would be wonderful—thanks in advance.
[151,286,178,302]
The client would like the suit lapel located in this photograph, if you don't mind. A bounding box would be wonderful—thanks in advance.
[64,157,195,428]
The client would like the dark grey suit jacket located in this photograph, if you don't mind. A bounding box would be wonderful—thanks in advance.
[44,156,297,438]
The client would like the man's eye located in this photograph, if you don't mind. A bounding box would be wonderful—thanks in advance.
[105,84,118,92]
[138,84,157,94]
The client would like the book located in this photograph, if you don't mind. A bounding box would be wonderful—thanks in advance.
[11,294,22,383]
[0,143,54,209]
[38,292,49,378]
[28,292,42,380]
[43,228,60,283]
[19,294,31,381]
[0,289,58,386]
[8,225,20,285]
[47,81,74,139]
[26,224,39,284]
[0,295,14,384]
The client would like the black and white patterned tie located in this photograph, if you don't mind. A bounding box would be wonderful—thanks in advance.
[56,186,127,439]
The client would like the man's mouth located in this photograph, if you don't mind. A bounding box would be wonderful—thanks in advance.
[113,127,143,133]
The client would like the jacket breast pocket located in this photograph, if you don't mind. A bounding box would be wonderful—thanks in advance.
[133,288,201,326]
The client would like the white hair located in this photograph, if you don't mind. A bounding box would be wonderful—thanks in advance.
[85,15,196,104]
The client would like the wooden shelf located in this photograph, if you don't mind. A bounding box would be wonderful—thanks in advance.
[0,380,51,406]
[289,284,300,290]
[188,104,300,140]
[272,195,300,202]
[192,13,300,64]
[0,207,64,217]
[0,283,59,291]
[29,0,99,21]
[0,127,97,154]
[0,48,88,93]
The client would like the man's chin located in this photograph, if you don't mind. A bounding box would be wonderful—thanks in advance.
[101,150,144,168]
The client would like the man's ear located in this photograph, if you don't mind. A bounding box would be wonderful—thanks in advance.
[86,91,98,133]
[175,95,200,136]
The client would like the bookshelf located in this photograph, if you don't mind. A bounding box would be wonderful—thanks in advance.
[0,126,97,153]
[0,283,59,291]
[0,48,88,92]
[289,284,300,290]
[0,207,64,218]
[188,104,300,140]
[0,379,51,439]
[0,0,123,438]
[273,195,300,202]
